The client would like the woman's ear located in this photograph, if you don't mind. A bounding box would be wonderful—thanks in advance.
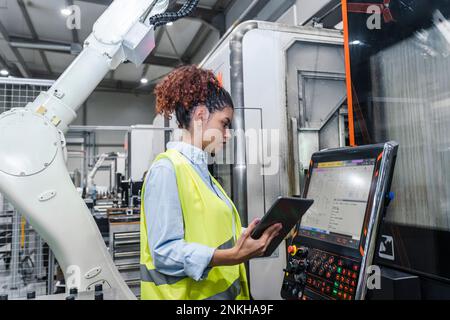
[193,105,210,123]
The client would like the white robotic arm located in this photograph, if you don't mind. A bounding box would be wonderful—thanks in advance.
[87,152,117,193]
[27,0,169,133]
[0,0,198,299]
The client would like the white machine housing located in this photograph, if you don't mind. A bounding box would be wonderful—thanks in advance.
[201,21,346,299]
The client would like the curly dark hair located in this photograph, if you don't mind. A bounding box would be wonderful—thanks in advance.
[154,65,234,129]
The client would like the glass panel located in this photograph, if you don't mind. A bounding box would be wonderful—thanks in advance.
[346,0,450,280]
[371,28,450,229]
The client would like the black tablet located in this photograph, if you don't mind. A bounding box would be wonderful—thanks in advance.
[250,197,314,257]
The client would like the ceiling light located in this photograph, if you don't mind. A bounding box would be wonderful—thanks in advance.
[166,22,173,26]
[61,8,72,17]
[350,40,363,46]
[0,69,9,76]
[140,78,149,84]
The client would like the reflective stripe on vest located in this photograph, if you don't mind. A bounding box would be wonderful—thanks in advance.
[140,149,250,300]
[140,237,235,286]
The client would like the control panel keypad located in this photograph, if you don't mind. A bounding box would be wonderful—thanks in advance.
[307,249,359,300]
[281,246,360,300]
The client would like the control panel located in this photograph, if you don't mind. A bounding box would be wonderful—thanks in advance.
[281,142,398,300]
[282,244,359,300]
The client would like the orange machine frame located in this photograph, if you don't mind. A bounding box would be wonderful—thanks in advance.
[341,0,356,146]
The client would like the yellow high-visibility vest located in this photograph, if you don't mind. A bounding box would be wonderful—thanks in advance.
[140,148,250,300]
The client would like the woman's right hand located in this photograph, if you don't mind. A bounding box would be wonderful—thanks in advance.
[232,219,283,264]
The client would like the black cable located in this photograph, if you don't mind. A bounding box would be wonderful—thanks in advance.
[150,0,199,27]
[149,0,200,29]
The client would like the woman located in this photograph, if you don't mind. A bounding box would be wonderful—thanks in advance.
[140,65,282,300]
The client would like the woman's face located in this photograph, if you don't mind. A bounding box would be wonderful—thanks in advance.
[201,106,234,153]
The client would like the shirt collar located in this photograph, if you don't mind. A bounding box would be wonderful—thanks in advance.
[167,141,208,168]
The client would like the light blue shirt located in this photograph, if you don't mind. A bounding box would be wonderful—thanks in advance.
[144,141,234,281]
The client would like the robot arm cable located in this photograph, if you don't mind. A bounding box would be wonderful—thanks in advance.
[149,0,200,29]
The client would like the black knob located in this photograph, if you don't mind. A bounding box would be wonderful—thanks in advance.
[66,295,76,300]
[294,273,307,285]
[291,259,307,274]
[289,262,298,274]
[297,246,309,258]
[299,259,308,270]
[286,261,297,274]
[291,286,299,297]
[95,284,103,292]
[27,291,36,299]
[69,287,78,295]
[0,294,8,300]
[94,292,103,300]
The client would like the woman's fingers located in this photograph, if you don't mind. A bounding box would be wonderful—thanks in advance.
[267,225,282,242]
[259,223,282,253]
[263,229,281,252]
[237,219,260,247]
[245,218,261,235]
[260,223,282,242]
[238,221,283,259]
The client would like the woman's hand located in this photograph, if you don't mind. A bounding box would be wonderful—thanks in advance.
[209,219,283,267]
[231,219,283,263]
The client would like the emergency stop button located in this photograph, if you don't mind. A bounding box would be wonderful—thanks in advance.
[288,245,298,256]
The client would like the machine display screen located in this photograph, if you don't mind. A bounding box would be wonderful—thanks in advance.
[299,159,376,250]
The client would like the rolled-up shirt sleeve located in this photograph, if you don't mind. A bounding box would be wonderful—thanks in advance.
[144,159,215,281]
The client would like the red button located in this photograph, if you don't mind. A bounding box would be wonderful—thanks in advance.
[326,272,331,279]
[349,287,354,294]
[287,245,297,256]
[343,293,348,300]
[352,272,357,279]
[338,260,344,266]
[344,286,349,292]
[353,265,359,272]
[351,280,356,287]
[342,269,347,276]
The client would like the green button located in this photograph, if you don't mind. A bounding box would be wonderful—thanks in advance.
[332,289,338,295]
[334,282,339,287]
[337,267,342,274]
